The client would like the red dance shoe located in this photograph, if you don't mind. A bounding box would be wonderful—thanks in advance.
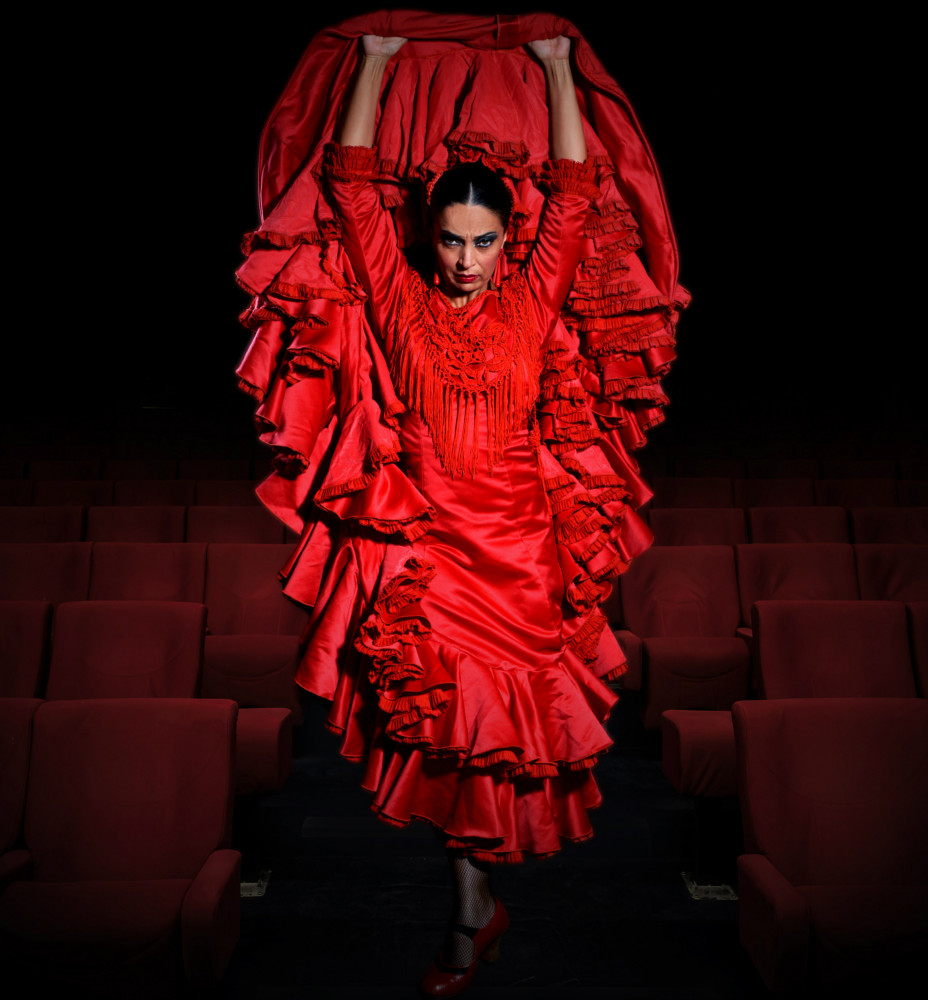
[420,897,510,997]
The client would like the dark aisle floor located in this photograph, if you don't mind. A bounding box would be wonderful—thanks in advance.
[219,697,769,999]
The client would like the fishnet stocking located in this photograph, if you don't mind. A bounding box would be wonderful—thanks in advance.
[444,853,496,966]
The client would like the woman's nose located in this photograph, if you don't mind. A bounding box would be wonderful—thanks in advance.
[459,244,474,268]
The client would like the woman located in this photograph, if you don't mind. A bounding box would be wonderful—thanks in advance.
[236,14,685,996]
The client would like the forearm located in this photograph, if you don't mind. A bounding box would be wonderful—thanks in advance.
[337,54,391,148]
[542,57,587,163]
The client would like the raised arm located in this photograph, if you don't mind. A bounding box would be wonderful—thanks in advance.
[338,35,407,147]
[521,36,596,337]
[526,36,587,163]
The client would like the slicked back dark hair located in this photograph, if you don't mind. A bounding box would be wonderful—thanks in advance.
[430,161,512,230]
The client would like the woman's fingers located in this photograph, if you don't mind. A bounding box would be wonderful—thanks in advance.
[361,35,408,58]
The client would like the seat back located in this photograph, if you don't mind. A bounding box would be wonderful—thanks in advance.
[855,544,928,601]
[204,543,307,635]
[0,601,52,697]
[0,507,83,542]
[648,508,746,545]
[25,698,236,881]
[906,602,928,697]
[746,506,848,543]
[734,698,928,886]
[47,601,206,699]
[649,477,733,508]
[814,478,898,507]
[752,600,916,699]
[85,506,186,542]
[186,507,285,543]
[88,543,207,601]
[735,544,858,624]
[0,698,43,853]
[0,543,92,603]
[850,507,928,543]
[618,545,740,637]
[733,478,815,507]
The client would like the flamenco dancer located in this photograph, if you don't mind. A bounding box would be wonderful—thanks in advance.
[236,13,686,996]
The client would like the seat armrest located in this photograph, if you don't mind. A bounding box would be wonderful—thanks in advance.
[182,848,242,988]
[737,853,810,993]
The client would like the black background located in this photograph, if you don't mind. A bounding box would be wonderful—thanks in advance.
[21,5,921,446]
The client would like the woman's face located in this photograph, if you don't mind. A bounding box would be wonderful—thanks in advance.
[433,202,505,305]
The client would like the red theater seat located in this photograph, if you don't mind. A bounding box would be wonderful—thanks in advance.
[648,508,747,545]
[0,698,241,995]
[663,599,917,801]
[745,458,820,478]
[821,458,897,478]
[814,478,898,507]
[179,458,252,480]
[186,506,286,543]
[194,480,261,506]
[855,544,928,601]
[735,544,859,627]
[0,698,42,854]
[0,507,83,543]
[31,480,113,506]
[0,543,92,604]
[0,481,32,505]
[907,602,928,697]
[46,601,207,700]
[617,546,749,728]
[85,506,187,542]
[88,543,207,602]
[0,601,52,697]
[102,459,178,480]
[746,506,848,543]
[735,699,928,993]
[672,458,746,478]
[649,477,734,508]
[203,544,305,741]
[113,479,196,506]
[850,507,928,543]
[733,478,815,508]
[897,479,928,505]
[28,459,101,480]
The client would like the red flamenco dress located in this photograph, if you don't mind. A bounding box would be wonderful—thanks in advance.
[234,11,688,863]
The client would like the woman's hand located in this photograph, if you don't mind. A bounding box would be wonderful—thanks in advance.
[526,35,571,63]
[361,35,407,59]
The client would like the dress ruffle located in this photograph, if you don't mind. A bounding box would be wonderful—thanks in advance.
[236,11,687,861]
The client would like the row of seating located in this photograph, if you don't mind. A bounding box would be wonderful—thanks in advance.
[0,697,241,994]
[0,541,306,624]
[648,476,927,507]
[0,504,292,543]
[607,543,928,728]
[3,475,927,510]
[662,598,927,800]
[0,478,261,506]
[3,503,926,545]
[1,599,299,796]
[2,454,924,481]
[732,697,928,993]
[647,506,928,543]
[0,457,258,480]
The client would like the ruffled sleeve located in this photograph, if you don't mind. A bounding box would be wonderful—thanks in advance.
[522,158,601,339]
[323,143,409,352]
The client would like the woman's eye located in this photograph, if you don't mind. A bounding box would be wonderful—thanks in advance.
[476,239,493,248]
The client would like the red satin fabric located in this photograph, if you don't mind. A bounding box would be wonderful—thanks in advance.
[235,11,688,861]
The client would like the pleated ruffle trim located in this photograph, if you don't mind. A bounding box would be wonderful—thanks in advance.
[337,555,619,780]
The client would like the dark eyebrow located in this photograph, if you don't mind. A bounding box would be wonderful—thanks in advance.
[439,230,499,241]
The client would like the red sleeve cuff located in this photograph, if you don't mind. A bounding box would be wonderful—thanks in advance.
[540,159,600,201]
[323,142,379,182]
